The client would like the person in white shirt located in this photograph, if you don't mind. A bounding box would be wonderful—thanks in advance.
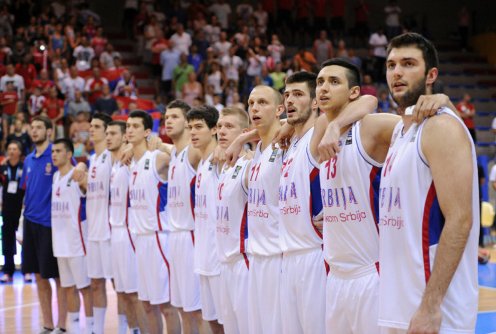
[73,36,95,71]
[213,31,231,58]
[62,66,85,103]
[0,63,24,96]
[209,0,232,30]
[369,28,388,82]
[221,46,243,85]
[384,0,402,38]
[170,24,192,56]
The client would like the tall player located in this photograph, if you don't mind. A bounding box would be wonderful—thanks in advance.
[379,33,478,333]
[126,110,181,334]
[164,100,204,333]
[186,105,224,333]
[73,112,113,334]
[106,121,147,334]
[215,107,252,334]
[51,138,93,334]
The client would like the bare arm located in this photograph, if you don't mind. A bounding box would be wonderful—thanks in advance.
[408,114,474,333]
[225,128,259,166]
[155,151,171,181]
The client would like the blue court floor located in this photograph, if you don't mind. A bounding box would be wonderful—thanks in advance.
[477,262,496,333]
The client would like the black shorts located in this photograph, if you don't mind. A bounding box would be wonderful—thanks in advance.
[22,218,59,279]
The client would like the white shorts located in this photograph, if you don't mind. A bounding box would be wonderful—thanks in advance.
[281,248,327,334]
[87,240,113,279]
[135,232,170,305]
[199,274,222,323]
[248,253,282,334]
[57,256,91,289]
[326,264,380,334]
[168,230,201,311]
[220,255,250,334]
[111,226,138,293]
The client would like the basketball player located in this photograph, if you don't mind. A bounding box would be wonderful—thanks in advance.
[186,105,224,333]
[106,121,147,334]
[51,138,93,334]
[126,110,181,334]
[215,107,252,334]
[164,100,203,333]
[378,33,478,333]
[73,112,113,334]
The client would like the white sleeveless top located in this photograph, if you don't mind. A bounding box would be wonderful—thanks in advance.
[109,161,130,227]
[86,149,112,241]
[216,156,250,263]
[128,150,168,234]
[51,168,87,257]
[248,142,284,256]
[279,128,323,253]
[194,154,221,275]
[319,122,382,275]
[167,146,196,232]
[378,108,479,332]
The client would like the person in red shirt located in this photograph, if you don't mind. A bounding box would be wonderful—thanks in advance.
[31,69,55,97]
[91,27,108,58]
[15,54,37,91]
[0,82,18,140]
[456,93,477,143]
[84,67,108,107]
[41,86,64,139]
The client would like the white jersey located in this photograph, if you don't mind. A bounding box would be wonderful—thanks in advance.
[51,168,87,257]
[128,150,168,235]
[110,161,130,227]
[279,128,323,252]
[248,142,284,256]
[86,149,112,241]
[216,156,250,263]
[378,108,479,331]
[168,146,196,232]
[319,122,381,274]
[194,154,221,275]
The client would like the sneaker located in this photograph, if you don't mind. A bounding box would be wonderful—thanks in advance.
[24,273,33,283]
[51,328,67,334]
[0,274,13,283]
[39,328,54,334]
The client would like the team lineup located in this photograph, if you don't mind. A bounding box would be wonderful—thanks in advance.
[23,32,478,334]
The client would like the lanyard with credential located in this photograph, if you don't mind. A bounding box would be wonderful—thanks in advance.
[7,166,19,182]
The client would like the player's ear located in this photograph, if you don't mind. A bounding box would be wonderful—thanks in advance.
[426,67,438,87]
[276,104,285,118]
[349,86,360,101]
[210,125,217,136]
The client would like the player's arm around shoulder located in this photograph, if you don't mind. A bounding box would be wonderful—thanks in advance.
[156,151,171,181]
[360,113,401,163]
[408,113,474,333]
[188,145,202,170]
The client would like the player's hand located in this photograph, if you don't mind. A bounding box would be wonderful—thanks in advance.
[120,143,134,166]
[313,220,323,234]
[225,137,243,167]
[407,304,442,334]
[318,121,341,163]
[211,145,226,165]
[147,135,162,151]
[412,94,451,123]
[272,122,294,150]
[71,169,86,182]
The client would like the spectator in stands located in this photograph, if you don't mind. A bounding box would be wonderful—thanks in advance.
[54,58,70,88]
[32,69,54,97]
[187,44,204,74]
[361,74,377,97]
[73,36,95,71]
[159,42,180,101]
[15,54,37,92]
[170,23,192,55]
[94,84,119,116]
[173,53,194,98]
[67,90,91,120]
[91,27,107,58]
[143,15,159,64]
[151,29,168,75]
[377,90,396,114]
[347,48,363,70]
[84,67,108,107]
[0,82,18,139]
[214,31,231,58]
[369,27,388,82]
[99,44,120,71]
[221,45,243,87]
[48,23,66,56]
[253,3,269,35]
[113,69,138,98]
[27,85,46,117]
[0,5,13,38]
[61,65,85,103]
[42,87,64,139]
[313,30,334,66]
[205,60,225,97]
[69,111,91,158]
[182,72,203,106]
[209,0,232,30]
[0,140,26,283]
[267,34,284,65]
[11,40,27,65]
[204,14,221,45]
[293,47,317,72]
[354,0,370,42]
[456,93,477,143]
[6,117,32,156]
[335,39,349,58]
[384,0,402,38]
[269,61,286,92]
[0,36,12,63]
[1,63,25,98]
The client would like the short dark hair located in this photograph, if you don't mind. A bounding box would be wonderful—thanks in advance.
[387,32,439,73]
[166,100,191,117]
[186,105,219,129]
[32,115,53,130]
[129,110,153,130]
[285,71,317,99]
[7,140,23,153]
[92,112,112,129]
[54,138,74,154]
[108,120,126,134]
[320,58,361,88]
